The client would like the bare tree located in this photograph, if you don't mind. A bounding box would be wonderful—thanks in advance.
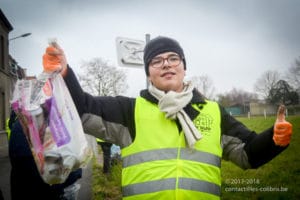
[286,56,300,91]
[78,58,128,96]
[189,75,215,99]
[217,88,257,107]
[254,70,281,99]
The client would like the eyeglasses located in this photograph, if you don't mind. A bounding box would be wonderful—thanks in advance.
[149,54,183,68]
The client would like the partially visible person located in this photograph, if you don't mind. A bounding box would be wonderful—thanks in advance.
[5,108,16,140]
[8,111,82,200]
[110,144,121,166]
[96,138,112,174]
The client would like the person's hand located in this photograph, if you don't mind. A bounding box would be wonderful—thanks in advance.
[273,105,293,146]
[43,41,67,76]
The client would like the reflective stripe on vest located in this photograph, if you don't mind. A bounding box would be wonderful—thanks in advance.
[123,177,220,197]
[122,97,222,199]
[123,148,221,168]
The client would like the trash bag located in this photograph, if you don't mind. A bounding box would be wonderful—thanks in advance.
[11,72,92,184]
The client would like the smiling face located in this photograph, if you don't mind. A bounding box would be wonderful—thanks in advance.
[148,52,186,92]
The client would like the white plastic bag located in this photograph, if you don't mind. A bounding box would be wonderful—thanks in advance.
[11,72,92,184]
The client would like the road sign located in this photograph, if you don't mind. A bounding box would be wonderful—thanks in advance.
[116,37,145,67]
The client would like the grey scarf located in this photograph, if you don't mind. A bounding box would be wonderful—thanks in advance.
[148,82,202,148]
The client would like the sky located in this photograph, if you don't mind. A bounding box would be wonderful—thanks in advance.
[1,0,300,97]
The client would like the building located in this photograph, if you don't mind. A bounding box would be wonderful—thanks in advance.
[0,9,13,135]
[0,9,28,200]
[0,9,27,134]
[249,101,277,116]
[225,102,250,116]
[224,100,278,117]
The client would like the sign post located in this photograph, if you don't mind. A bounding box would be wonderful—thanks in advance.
[116,34,151,87]
[116,37,145,67]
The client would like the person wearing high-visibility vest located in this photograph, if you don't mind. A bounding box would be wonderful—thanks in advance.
[5,110,17,141]
[5,118,11,140]
[96,138,113,174]
[43,36,293,199]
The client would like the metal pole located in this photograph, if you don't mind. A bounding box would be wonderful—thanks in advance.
[145,34,150,43]
[145,34,150,88]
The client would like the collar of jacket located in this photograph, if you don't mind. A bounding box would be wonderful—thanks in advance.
[139,88,207,120]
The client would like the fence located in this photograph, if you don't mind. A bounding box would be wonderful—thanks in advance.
[228,103,300,118]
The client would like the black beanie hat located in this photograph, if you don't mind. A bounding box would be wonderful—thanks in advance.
[143,36,186,76]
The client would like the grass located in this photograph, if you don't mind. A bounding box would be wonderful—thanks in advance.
[92,115,300,200]
[92,159,122,200]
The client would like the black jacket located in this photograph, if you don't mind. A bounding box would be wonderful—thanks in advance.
[64,66,287,169]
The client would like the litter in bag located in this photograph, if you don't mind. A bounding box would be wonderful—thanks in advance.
[11,72,92,184]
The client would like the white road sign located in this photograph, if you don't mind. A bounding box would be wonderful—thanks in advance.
[116,37,145,67]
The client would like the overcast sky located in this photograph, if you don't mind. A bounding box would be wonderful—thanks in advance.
[1,0,300,97]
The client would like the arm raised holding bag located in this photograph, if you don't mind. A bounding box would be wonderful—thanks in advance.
[8,41,92,200]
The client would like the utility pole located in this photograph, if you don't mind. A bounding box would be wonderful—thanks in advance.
[145,34,151,88]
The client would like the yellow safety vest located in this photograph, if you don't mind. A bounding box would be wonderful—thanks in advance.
[96,138,104,143]
[5,118,11,141]
[121,97,222,200]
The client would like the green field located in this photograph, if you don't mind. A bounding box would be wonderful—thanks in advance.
[92,115,300,200]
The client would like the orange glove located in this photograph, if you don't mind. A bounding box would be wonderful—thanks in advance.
[273,105,293,146]
[42,42,67,76]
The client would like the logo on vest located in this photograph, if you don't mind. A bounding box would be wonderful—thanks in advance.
[194,114,213,136]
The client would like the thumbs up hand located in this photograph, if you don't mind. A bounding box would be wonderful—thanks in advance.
[273,105,293,146]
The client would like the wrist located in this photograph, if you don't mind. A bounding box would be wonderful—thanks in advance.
[60,65,68,77]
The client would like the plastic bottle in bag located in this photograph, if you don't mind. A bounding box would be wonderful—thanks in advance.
[61,183,81,200]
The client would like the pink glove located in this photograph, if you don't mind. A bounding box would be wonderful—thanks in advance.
[273,105,293,146]
[43,42,67,76]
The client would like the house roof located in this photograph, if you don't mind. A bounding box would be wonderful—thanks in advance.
[0,9,13,32]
